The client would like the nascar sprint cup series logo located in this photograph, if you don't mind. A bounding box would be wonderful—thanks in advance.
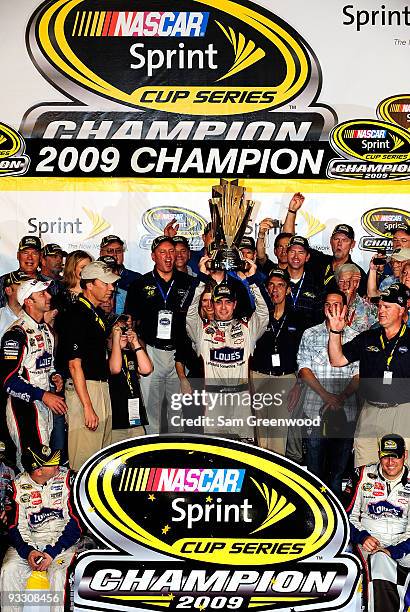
[327,119,410,180]
[377,94,410,131]
[0,122,30,176]
[24,0,335,142]
[74,437,359,612]
[359,207,410,252]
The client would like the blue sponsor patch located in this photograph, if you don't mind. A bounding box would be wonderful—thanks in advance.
[35,351,52,369]
[29,507,64,527]
[210,347,244,363]
[368,500,403,518]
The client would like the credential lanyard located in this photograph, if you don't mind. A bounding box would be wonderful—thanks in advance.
[122,353,135,397]
[380,324,406,369]
[152,272,174,308]
[270,314,287,351]
[79,296,106,331]
[290,272,305,308]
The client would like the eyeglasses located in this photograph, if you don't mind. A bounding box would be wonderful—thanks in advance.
[105,248,124,255]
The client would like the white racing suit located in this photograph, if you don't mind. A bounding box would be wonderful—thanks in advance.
[346,463,410,611]
[0,311,55,469]
[0,467,82,612]
[186,280,269,438]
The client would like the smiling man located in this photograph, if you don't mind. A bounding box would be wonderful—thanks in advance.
[346,434,410,611]
[0,279,66,470]
[327,282,410,467]
[56,261,120,471]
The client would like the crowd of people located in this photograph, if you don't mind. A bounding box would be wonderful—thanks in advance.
[0,193,410,610]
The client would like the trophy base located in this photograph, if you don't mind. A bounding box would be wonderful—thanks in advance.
[209,246,248,272]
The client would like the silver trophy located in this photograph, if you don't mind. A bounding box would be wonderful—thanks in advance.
[208,179,255,271]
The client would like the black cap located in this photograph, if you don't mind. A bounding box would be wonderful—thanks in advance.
[267,268,290,284]
[100,235,124,248]
[379,434,406,459]
[212,283,236,302]
[98,255,118,269]
[151,236,175,252]
[288,235,310,252]
[21,445,61,472]
[239,236,256,251]
[173,236,190,249]
[331,224,355,240]
[392,223,410,236]
[379,282,409,307]
[42,243,67,257]
[18,236,42,251]
[4,270,31,287]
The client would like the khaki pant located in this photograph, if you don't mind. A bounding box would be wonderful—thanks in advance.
[111,426,145,444]
[65,379,112,472]
[250,371,296,456]
[354,401,410,467]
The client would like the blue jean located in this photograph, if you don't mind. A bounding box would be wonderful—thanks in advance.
[304,428,353,499]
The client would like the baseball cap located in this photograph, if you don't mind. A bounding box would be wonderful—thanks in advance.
[287,235,310,252]
[18,236,42,251]
[239,236,256,251]
[100,235,124,248]
[17,279,51,305]
[173,236,190,249]
[151,235,175,252]
[392,224,410,236]
[42,243,67,257]
[98,255,118,269]
[379,434,406,459]
[21,445,61,472]
[390,248,410,262]
[267,268,290,284]
[331,224,355,240]
[379,282,409,307]
[81,261,120,284]
[4,270,31,287]
[212,283,236,302]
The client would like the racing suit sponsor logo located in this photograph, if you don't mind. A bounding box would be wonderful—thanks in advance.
[368,501,403,518]
[210,347,244,363]
[35,352,52,369]
[29,507,64,527]
[362,483,373,491]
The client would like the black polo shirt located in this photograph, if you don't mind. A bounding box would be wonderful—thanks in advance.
[342,324,410,404]
[286,269,324,330]
[56,295,109,381]
[251,307,304,375]
[125,268,193,350]
[308,250,367,297]
[109,349,148,429]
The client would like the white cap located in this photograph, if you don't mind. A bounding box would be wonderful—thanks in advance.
[80,261,120,284]
[17,279,51,305]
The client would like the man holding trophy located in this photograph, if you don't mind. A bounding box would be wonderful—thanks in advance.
[186,180,269,440]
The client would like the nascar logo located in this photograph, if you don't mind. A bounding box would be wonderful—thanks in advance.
[72,11,209,37]
[344,129,387,139]
[118,468,245,493]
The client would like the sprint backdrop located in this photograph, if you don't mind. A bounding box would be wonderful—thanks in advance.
[2,1,410,611]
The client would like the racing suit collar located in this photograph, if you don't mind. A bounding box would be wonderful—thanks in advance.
[21,309,45,330]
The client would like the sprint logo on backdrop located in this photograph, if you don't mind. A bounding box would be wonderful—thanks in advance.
[23,0,335,141]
